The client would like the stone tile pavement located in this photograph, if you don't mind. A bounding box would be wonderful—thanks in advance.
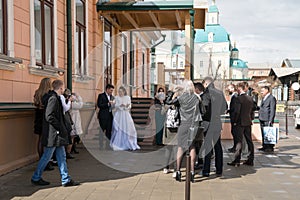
[1,130,300,200]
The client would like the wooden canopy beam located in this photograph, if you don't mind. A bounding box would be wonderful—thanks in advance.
[123,11,139,29]
[175,10,182,29]
[148,11,160,29]
[102,14,121,30]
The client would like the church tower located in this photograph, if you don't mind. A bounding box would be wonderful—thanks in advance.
[207,0,219,25]
[231,42,239,59]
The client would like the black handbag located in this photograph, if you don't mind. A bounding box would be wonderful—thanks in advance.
[166,106,180,130]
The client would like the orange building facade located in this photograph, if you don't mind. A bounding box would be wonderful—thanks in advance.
[0,0,153,175]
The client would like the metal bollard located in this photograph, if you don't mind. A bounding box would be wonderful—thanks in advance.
[185,150,191,200]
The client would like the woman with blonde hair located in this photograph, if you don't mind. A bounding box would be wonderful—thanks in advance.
[110,86,140,151]
[33,77,52,170]
[166,80,202,182]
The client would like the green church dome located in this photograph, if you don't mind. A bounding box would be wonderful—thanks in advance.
[194,24,229,43]
[230,59,248,68]
[208,5,219,13]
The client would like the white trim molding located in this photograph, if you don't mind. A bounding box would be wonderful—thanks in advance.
[7,0,14,57]
[29,0,58,76]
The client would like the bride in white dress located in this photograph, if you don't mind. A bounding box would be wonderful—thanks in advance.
[110,86,140,151]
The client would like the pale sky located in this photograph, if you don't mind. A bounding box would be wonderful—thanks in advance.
[217,0,300,67]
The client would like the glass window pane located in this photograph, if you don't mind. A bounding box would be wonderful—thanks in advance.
[122,35,127,52]
[75,26,79,74]
[104,22,111,43]
[76,0,84,25]
[0,0,3,54]
[34,0,42,62]
[44,4,52,65]
[81,28,85,74]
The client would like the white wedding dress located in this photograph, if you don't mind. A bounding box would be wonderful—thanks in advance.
[110,95,140,151]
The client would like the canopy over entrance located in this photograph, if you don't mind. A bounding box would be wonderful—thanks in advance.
[96,0,207,31]
[96,0,208,80]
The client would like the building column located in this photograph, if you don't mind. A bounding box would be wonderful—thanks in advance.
[184,10,195,80]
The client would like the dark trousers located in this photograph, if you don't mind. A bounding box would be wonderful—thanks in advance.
[231,124,238,149]
[155,110,165,145]
[156,128,164,145]
[203,137,223,175]
[260,121,275,150]
[233,125,254,162]
[99,116,113,140]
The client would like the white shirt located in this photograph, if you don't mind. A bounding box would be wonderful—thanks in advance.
[106,92,110,101]
[60,95,71,114]
[263,93,270,102]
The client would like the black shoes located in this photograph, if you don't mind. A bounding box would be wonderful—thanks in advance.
[243,160,254,166]
[66,153,75,159]
[264,148,274,153]
[32,178,79,187]
[175,171,181,182]
[190,172,195,183]
[258,147,274,153]
[31,178,50,186]
[216,172,222,177]
[199,171,210,177]
[71,149,79,154]
[62,179,80,187]
[227,161,240,167]
[227,160,254,166]
[258,147,265,151]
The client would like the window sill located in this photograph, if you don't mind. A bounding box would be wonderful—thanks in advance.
[0,54,23,71]
[73,74,95,83]
[29,65,63,78]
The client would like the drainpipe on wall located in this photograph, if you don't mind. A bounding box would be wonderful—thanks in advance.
[189,10,195,81]
[66,0,72,91]
[130,32,133,97]
[151,34,166,50]
[150,34,166,94]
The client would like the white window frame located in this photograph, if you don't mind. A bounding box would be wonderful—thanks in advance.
[0,0,21,71]
[29,0,58,77]
[6,0,14,57]
[73,0,89,80]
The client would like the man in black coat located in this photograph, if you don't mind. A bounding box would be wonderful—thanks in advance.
[31,80,79,187]
[97,84,115,140]
[258,86,277,152]
[227,82,255,166]
[200,77,227,177]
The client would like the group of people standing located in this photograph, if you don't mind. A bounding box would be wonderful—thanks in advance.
[31,78,82,187]
[157,78,277,182]
[97,84,140,151]
[156,77,227,182]
[226,82,277,167]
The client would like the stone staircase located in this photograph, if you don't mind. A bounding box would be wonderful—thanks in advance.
[131,98,155,145]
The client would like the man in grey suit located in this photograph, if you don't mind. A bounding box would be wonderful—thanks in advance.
[258,86,277,152]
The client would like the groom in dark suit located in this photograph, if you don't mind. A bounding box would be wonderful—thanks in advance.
[258,86,276,152]
[97,84,115,140]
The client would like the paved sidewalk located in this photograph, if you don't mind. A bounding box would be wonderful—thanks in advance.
[1,131,300,200]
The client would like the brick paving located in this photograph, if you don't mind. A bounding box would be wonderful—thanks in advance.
[1,122,300,200]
